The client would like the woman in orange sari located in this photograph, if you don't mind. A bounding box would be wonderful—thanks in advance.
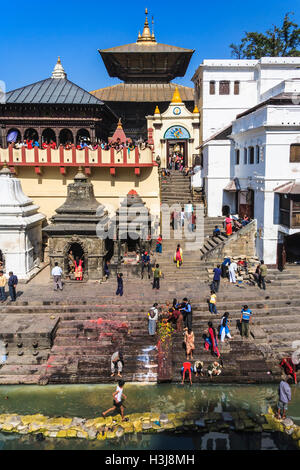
[225,216,232,236]
[184,328,195,360]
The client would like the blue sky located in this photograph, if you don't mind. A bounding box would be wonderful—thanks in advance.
[0,0,299,92]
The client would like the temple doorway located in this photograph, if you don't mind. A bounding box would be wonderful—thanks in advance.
[167,140,188,168]
[238,189,254,219]
[66,243,86,280]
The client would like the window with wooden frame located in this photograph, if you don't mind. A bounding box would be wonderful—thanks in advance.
[219,81,230,95]
[234,81,240,95]
[290,144,300,162]
[209,81,216,95]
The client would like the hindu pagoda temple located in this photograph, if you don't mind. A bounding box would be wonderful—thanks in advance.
[91,9,195,139]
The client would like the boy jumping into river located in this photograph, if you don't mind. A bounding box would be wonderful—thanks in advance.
[102,380,127,421]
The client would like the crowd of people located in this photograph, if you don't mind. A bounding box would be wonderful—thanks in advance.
[145,297,226,386]
[8,137,151,152]
[212,257,268,289]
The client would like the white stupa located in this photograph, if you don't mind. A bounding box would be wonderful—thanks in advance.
[0,163,46,280]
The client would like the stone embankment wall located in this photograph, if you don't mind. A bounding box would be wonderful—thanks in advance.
[0,407,298,447]
[201,220,257,261]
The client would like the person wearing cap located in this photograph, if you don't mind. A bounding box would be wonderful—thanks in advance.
[141,251,151,280]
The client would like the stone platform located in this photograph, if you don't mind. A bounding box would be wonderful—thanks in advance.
[0,315,60,384]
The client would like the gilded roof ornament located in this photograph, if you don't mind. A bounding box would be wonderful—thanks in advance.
[137,8,157,43]
[171,86,183,104]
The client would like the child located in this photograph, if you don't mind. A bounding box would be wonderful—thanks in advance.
[116,273,123,296]
[209,291,217,314]
[102,380,127,421]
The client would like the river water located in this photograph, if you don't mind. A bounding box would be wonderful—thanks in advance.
[0,383,299,450]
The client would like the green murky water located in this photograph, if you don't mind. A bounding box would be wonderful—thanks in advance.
[0,384,299,450]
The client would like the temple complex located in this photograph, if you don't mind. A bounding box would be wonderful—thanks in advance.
[91,9,195,139]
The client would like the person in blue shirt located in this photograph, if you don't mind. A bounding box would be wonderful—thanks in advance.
[240,305,252,338]
[141,251,151,280]
[213,226,221,237]
[180,298,192,330]
[8,271,18,301]
[212,264,222,292]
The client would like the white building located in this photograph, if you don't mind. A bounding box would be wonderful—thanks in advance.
[200,74,300,266]
[192,57,300,142]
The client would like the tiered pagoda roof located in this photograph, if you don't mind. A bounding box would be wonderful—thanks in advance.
[98,9,194,84]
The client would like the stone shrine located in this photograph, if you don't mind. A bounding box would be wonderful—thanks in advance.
[43,167,110,280]
[0,163,46,280]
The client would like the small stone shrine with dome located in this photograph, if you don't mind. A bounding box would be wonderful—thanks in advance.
[43,167,111,280]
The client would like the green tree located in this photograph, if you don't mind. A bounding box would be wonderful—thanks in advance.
[230,12,300,59]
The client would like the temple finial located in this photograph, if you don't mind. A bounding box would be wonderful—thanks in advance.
[137,8,156,43]
[171,86,183,104]
[51,56,67,79]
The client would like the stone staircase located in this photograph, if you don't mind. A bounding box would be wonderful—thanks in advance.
[0,266,300,385]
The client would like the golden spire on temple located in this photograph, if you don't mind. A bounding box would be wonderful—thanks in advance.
[154,105,160,114]
[193,105,199,113]
[171,86,183,104]
[137,8,157,43]
[117,118,123,129]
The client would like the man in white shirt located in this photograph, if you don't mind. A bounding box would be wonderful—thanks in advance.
[228,261,238,284]
[51,262,63,291]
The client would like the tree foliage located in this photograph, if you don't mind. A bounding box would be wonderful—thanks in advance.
[230,13,300,59]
